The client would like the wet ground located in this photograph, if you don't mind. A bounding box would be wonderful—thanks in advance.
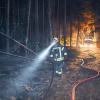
[0,48,100,100]
[76,77,100,100]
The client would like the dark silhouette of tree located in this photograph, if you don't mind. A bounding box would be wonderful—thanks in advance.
[25,0,31,55]
[6,0,10,52]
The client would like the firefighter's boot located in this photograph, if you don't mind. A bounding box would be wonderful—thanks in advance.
[55,68,62,76]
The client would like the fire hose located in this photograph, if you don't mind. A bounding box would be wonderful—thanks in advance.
[71,58,100,100]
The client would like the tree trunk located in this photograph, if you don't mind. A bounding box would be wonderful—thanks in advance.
[25,0,31,55]
[57,0,60,42]
[6,0,10,53]
[35,0,39,52]
[70,19,72,48]
[48,0,53,42]
[69,0,72,48]
[42,0,44,47]
[64,0,66,47]
[76,16,80,48]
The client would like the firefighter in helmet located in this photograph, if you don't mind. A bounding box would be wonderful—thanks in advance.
[49,37,68,75]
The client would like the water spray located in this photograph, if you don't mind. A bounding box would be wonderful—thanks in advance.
[9,40,57,93]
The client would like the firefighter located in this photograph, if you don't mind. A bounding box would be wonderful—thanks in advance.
[49,37,67,75]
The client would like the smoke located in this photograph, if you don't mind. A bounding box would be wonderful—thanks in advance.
[9,41,56,93]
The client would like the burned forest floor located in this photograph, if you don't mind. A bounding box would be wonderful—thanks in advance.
[0,47,100,100]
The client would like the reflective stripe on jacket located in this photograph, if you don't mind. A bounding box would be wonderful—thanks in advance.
[49,44,68,62]
[54,57,64,61]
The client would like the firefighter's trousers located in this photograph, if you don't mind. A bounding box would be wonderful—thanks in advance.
[54,61,64,74]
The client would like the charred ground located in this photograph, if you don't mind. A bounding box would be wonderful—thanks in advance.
[0,48,100,100]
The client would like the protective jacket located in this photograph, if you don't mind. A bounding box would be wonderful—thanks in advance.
[50,43,67,62]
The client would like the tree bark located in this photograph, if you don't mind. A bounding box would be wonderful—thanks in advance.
[42,0,44,47]
[70,19,72,48]
[48,0,53,42]
[35,0,39,52]
[64,0,66,47]
[76,16,80,48]
[6,0,10,53]
[69,0,72,48]
[57,0,60,42]
[25,0,31,55]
